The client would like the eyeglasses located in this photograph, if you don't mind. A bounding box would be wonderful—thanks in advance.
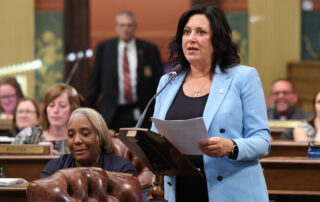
[271,91,294,96]
[117,23,135,28]
[0,94,17,100]
[16,110,36,115]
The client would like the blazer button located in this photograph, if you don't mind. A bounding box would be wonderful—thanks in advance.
[217,176,223,181]
[219,128,225,133]
[167,182,172,186]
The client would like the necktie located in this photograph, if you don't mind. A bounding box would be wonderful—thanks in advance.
[123,46,132,103]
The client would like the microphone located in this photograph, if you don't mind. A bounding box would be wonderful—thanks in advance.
[135,70,178,128]
[65,49,93,85]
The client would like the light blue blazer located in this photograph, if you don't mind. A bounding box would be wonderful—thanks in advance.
[151,65,270,202]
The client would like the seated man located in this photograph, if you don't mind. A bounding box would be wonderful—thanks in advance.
[267,79,312,140]
[267,78,311,120]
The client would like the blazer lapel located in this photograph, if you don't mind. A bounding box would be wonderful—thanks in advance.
[158,71,187,120]
[203,66,233,130]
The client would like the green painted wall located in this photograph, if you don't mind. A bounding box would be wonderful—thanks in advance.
[301,11,320,60]
[226,12,249,65]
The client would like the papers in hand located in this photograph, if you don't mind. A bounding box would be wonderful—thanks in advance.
[0,178,27,186]
[151,117,209,155]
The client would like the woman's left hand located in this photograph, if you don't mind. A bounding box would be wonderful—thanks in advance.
[198,137,234,158]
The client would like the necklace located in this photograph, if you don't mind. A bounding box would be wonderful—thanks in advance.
[187,75,210,97]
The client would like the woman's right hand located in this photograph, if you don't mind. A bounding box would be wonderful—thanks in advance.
[198,137,234,158]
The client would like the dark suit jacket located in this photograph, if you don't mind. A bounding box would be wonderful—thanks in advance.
[267,107,311,120]
[86,38,163,128]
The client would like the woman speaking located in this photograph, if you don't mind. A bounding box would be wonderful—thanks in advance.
[151,5,270,202]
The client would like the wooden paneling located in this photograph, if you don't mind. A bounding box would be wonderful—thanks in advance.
[0,0,34,67]
[0,0,35,98]
[191,0,220,7]
[0,155,57,181]
[268,141,308,157]
[0,185,27,202]
[221,0,247,11]
[287,61,320,114]
[249,0,301,96]
[35,0,64,11]
[261,157,320,201]
[64,0,91,97]
[90,0,190,63]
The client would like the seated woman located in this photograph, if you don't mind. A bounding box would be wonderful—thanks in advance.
[12,83,81,155]
[294,90,320,142]
[0,76,24,119]
[40,108,137,178]
[10,98,40,136]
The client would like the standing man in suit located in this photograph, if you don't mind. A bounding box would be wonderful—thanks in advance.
[267,78,312,140]
[87,11,163,133]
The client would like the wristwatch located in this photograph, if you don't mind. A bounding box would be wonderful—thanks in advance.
[229,140,238,160]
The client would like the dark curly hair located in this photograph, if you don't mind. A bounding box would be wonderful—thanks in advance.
[169,5,240,74]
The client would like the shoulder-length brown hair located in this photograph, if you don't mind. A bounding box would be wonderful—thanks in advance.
[40,83,81,130]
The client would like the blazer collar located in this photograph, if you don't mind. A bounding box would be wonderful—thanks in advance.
[158,65,234,131]
[158,71,187,119]
[203,65,233,130]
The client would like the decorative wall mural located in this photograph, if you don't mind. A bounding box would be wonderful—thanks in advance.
[226,12,249,65]
[35,13,64,101]
[302,12,320,60]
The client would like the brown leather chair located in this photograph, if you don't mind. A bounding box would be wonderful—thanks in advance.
[112,137,156,201]
[27,167,142,202]
[112,138,155,186]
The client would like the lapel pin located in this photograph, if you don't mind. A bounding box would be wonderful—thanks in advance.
[219,89,224,94]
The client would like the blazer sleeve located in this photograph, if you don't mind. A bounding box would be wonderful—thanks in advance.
[233,68,271,161]
[86,43,104,107]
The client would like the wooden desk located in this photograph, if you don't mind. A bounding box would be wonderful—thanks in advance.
[0,184,27,202]
[270,128,286,140]
[0,119,12,137]
[268,141,308,157]
[0,155,58,181]
[287,61,320,114]
[261,156,320,201]
[269,120,302,140]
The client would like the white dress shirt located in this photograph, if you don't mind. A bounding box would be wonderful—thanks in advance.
[118,39,138,105]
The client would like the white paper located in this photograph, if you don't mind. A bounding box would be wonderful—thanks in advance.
[0,136,14,143]
[0,178,27,186]
[151,117,209,155]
